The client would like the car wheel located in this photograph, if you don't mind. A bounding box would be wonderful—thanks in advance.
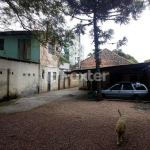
[133,95,141,101]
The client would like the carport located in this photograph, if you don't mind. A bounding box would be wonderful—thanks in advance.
[65,62,150,90]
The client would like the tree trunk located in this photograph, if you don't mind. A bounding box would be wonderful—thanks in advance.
[93,11,102,101]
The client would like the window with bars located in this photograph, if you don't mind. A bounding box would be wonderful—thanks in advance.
[0,39,4,50]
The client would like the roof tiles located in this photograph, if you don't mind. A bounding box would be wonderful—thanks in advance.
[80,49,132,68]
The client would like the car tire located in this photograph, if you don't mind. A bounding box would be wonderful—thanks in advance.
[133,95,141,101]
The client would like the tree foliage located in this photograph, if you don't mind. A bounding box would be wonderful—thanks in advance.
[59,56,69,66]
[87,52,94,57]
[144,59,150,62]
[113,49,138,63]
[0,0,74,46]
[65,0,146,100]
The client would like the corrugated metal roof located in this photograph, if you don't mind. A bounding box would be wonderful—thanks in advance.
[69,62,150,74]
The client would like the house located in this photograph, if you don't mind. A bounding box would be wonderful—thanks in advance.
[0,31,59,101]
[69,49,150,90]
[73,48,131,89]
[79,48,131,69]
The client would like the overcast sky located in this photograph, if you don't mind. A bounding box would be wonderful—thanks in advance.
[66,8,150,63]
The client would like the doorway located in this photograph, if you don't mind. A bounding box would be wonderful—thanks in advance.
[47,72,51,91]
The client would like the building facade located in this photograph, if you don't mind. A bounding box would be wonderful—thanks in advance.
[64,35,84,67]
[0,31,59,101]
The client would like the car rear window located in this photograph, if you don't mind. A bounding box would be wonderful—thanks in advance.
[134,85,146,90]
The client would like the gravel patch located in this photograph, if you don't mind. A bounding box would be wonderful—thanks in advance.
[132,103,150,111]
[0,99,150,150]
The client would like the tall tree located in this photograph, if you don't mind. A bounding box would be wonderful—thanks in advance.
[0,0,73,46]
[65,0,146,100]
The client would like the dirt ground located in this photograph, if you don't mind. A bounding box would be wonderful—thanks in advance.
[0,97,150,150]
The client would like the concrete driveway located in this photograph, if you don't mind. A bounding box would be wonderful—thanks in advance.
[0,87,87,113]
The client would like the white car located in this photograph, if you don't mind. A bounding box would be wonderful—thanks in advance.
[96,82,148,100]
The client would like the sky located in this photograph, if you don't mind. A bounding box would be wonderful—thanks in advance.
[66,8,150,63]
[7,6,150,63]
